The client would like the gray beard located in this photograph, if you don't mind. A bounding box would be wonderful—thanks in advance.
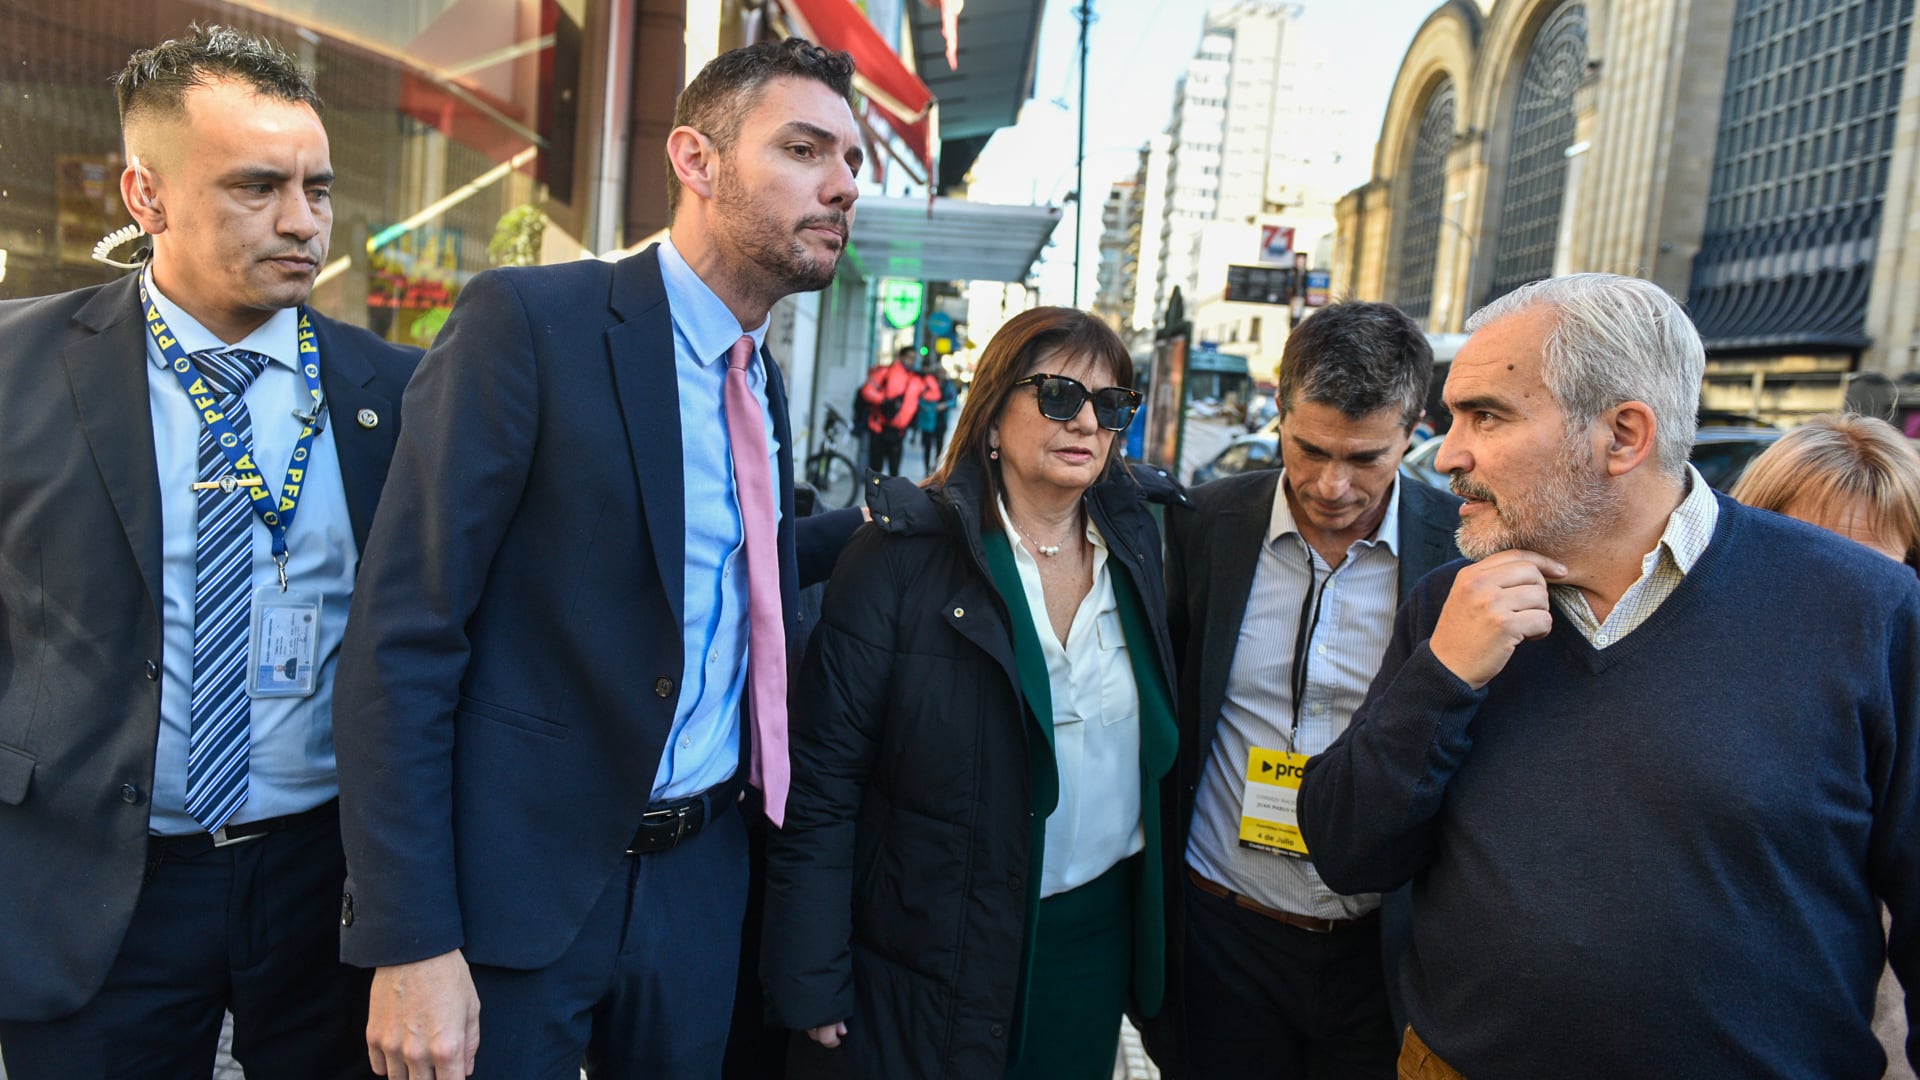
[1454,434,1622,561]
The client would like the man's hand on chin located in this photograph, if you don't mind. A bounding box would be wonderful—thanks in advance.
[366,948,481,1080]
[1430,549,1565,689]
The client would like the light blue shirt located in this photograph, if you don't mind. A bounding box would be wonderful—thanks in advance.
[1187,472,1403,918]
[142,270,357,835]
[651,238,782,799]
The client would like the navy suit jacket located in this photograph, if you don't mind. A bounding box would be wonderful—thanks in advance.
[0,272,416,1020]
[1161,468,1462,1057]
[334,246,858,971]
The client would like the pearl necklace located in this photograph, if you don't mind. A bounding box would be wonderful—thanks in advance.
[1007,511,1075,558]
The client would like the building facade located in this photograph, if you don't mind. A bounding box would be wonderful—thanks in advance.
[1126,0,1354,376]
[1094,179,1139,331]
[1128,132,1173,334]
[1154,1,1320,317]
[1338,0,1920,393]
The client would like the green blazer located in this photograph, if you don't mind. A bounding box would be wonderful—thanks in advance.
[981,529,1180,1057]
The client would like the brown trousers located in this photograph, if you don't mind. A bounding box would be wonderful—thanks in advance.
[1398,1026,1468,1080]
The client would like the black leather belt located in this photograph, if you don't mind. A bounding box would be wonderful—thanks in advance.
[151,798,338,851]
[626,777,742,856]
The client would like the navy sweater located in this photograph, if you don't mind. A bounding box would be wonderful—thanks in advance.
[1300,496,1919,1079]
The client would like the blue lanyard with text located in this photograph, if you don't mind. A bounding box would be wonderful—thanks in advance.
[140,277,323,588]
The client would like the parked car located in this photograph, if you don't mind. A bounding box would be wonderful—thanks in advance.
[1243,393,1280,432]
[1192,423,1784,493]
[1687,426,1787,490]
[1397,424,1784,493]
[1191,415,1280,485]
[1192,434,1273,484]
[1398,434,1449,490]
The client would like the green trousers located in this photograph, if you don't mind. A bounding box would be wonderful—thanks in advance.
[1007,859,1133,1080]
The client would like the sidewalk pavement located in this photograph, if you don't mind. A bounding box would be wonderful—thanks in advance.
[3,932,1908,1078]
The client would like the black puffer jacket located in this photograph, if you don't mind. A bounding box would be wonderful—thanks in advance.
[762,459,1187,1079]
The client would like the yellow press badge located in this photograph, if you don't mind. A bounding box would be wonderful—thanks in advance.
[1238,748,1310,858]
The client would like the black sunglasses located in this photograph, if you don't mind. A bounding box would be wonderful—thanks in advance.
[1013,373,1142,431]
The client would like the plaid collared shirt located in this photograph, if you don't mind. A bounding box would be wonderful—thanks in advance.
[1553,465,1719,649]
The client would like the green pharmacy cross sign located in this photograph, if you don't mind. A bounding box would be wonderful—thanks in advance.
[880,279,924,329]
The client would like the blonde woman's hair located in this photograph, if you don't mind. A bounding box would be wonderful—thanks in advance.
[1729,413,1920,566]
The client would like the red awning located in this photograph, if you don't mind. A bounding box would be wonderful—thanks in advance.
[397,74,533,167]
[777,0,937,172]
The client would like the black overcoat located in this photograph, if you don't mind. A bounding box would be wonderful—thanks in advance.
[763,459,1188,1079]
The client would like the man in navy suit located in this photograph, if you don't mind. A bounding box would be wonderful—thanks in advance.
[0,26,417,1078]
[334,38,865,1080]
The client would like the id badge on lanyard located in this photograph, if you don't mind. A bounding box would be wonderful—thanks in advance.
[1237,536,1332,858]
[1237,747,1312,858]
[249,588,322,697]
[142,277,326,699]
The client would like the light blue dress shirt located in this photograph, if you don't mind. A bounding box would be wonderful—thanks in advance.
[1186,472,1402,918]
[651,238,782,799]
[142,271,357,835]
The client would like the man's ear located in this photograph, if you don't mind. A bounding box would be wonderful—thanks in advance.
[1601,400,1658,477]
[665,126,719,205]
[120,155,167,235]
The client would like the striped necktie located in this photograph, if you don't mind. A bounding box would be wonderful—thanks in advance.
[186,347,271,833]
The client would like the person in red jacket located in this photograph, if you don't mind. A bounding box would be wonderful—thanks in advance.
[861,345,921,475]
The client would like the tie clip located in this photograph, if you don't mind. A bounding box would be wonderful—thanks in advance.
[191,476,263,494]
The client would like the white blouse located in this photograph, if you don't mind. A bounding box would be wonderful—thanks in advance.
[1000,502,1145,898]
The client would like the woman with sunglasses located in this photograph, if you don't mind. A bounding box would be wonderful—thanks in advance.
[763,306,1185,1079]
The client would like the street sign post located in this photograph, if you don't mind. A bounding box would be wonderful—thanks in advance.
[1225,264,1296,304]
[880,279,924,329]
[1258,225,1295,264]
[1305,269,1331,307]
[1144,289,1192,476]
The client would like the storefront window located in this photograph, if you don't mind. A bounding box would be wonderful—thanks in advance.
[0,0,591,345]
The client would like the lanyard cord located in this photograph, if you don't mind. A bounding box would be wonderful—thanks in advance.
[1288,536,1331,735]
[140,277,323,583]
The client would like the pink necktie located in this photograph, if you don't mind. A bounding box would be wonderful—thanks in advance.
[724,336,791,825]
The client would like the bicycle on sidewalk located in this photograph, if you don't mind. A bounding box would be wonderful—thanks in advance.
[803,405,862,509]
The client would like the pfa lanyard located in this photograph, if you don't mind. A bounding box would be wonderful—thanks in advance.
[140,277,323,587]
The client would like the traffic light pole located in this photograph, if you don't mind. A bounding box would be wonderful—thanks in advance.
[1073,0,1093,308]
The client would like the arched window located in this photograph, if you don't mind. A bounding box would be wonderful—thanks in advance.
[1394,80,1457,325]
[1487,2,1587,302]
[1688,0,1912,351]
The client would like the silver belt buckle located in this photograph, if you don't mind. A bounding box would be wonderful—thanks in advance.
[209,824,262,848]
[630,803,695,854]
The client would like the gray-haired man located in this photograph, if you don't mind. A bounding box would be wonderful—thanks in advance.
[1301,273,1920,1079]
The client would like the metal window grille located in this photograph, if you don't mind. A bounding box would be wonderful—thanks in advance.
[1687,0,1913,351]
[1486,2,1588,303]
[1394,81,1457,325]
